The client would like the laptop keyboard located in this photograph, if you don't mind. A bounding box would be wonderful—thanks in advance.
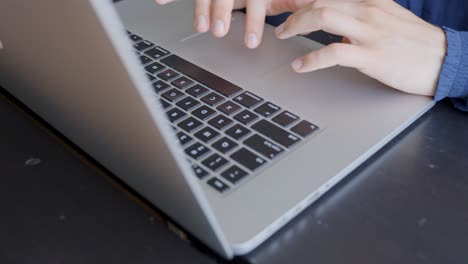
[127,31,319,194]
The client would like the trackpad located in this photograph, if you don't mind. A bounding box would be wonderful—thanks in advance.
[177,12,321,80]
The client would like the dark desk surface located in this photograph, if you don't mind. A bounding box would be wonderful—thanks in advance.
[2,89,468,264]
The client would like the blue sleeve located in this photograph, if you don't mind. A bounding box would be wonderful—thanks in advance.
[434,28,468,111]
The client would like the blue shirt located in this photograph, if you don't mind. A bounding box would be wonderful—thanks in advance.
[268,1,468,110]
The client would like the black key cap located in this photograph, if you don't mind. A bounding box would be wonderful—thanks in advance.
[145,47,169,60]
[145,62,166,75]
[217,101,241,116]
[272,111,299,127]
[254,102,281,118]
[194,127,220,143]
[185,142,211,160]
[146,73,156,82]
[161,55,243,97]
[176,96,200,111]
[178,117,203,132]
[244,134,284,160]
[201,92,225,106]
[177,131,193,146]
[207,178,230,193]
[152,80,170,93]
[233,92,263,108]
[202,154,228,172]
[162,88,185,102]
[157,69,180,82]
[225,124,251,140]
[234,110,259,125]
[208,115,233,130]
[212,137,238,154]
[166,107,186,123]
[186,84,209,98]
[129,34,142,42]
[160,99,171,110]
[291,120,319,137]
[139,55,152,65]
[192,105,216,120]
[231,148,266,171]
[192,164,208,179]
[172,77,194,89]
[134,40,154,51]
[252,120,301,148]
[221,166,248,184]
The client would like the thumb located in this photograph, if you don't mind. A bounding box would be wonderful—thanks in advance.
[269,0,315,14]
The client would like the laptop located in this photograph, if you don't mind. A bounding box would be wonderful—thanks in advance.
[0,0,434,259]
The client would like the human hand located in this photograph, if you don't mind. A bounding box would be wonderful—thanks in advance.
[275,0,447,97]
[154,0,313,49]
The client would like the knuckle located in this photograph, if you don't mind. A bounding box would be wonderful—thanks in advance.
[318,7,334,23]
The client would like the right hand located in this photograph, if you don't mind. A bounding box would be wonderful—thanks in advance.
[154,0,313,49]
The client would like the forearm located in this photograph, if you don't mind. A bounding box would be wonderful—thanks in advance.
[434,28,468,111]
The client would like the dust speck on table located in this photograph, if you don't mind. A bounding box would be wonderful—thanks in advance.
[25,157,42,167]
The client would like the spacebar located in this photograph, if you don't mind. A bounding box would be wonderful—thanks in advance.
[160,55,243,97]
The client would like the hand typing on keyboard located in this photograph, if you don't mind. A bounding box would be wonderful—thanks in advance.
[154,0,313,49]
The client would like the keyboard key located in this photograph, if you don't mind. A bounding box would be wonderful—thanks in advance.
[145,62,166,75]
[160,99,171,110]
[202,154,228,172]
[161,55,243,97]
[129,34,142,42]
[185,142,211,160]
[172,77,194,89]
[166,108,186,123]
[208,115,233,130]
[244,134,284,160]
[139,55,152,65]
[252,120,301,148]
[176,96,200,111]
[176,131,193,146]
[212,137,238,154]
[272,111,299,127]
[157,69,180,82]
[217,101,241,116]
[186,84,209,98]
[291,120,319,137]
[152,80,170,93]
[192,164,208,179]
[192,105,216,120]
[194,127,220,143]
[254,102,281,118]
[134,40,154,51]
[231,148,266,171]
[178,117,203,132]
[145,47,169,60]
[162,88,185,102]
[146,73,156,82]
[225,124,251,140]
[234,110,259,125]
[221,166,248,184]
[233,92,263,108]
[207,178,230,193]
[201,92,225,106]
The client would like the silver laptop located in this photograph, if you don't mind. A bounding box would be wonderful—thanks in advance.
[0,0,434,259]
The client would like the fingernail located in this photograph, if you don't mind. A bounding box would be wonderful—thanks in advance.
[275,24,285,38]
[196,15,208,31]
[292,59,303,72]
[212,20,225,36]
[246,33,258,49]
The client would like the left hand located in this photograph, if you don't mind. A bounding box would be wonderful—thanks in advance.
[275,0,447,97]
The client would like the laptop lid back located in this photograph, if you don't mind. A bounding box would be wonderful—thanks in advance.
[0,0,232,258]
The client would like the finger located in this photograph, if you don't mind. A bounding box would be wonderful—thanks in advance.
[276,7,374,43]
[194,0,211,32]
[211,0,235,37]
[291,43,369,73]
[244,0,267,49]
[268,0,314,15]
